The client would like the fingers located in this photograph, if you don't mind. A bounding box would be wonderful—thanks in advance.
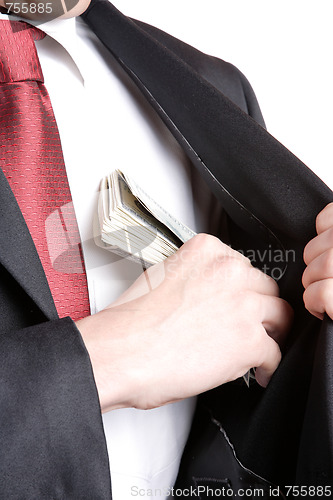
[260,294,294,345]
[243,265,280,297]
[244,294,293,388]
[303,203,333,321]
[255,333,282,388]
[316,202,333,234]
[304,227,333,265]
[253,293,293,388]
[178,234,280,297]
[303,249,333,289]
[303,280,333,320]
[234,295,288,390]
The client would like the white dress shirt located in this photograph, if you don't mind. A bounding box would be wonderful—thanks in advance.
[0,12,222,499]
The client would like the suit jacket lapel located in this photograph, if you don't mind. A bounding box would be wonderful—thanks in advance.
[0,169,58,320]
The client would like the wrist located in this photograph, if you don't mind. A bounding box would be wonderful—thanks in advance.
[76,310,137,413]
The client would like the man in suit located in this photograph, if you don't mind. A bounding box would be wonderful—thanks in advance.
[0,0,331,498]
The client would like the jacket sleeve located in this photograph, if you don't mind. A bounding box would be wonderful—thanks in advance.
[0,165,112,498]
[0,316,112,499]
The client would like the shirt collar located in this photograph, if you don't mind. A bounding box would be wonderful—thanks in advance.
[0,11,76,36]
[0,13,86,83]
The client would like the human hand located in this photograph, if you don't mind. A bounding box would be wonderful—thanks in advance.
[303,202,333,320]
[77,234,293,413]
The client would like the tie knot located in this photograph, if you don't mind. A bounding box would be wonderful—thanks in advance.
[0,21,45,83]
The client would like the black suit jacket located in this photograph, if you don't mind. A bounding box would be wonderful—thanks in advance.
[1,1,332,497]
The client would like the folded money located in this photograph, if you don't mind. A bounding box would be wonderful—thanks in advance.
[97,169,196,266]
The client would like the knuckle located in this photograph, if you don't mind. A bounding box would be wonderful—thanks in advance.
[262,271,279,294]
[327,227,333,245]
[316,209,327,234]
[217,256,247,281]
[316,211,324,233]
[189,234,252,265]
[303,287,313,312]
[185,236,254,283]
[239,290,261,316]
[323,249,333,276]
[321,281,333,306]
[303,285,324,319]
[304,281,333,317]
[301,268,309,289]
[324,227,333,247]
[192,233,220,248]
[189,234,245,264]
[227,255,246,270]
[187,233,222,258]
[237,252,252,267]
[303,242,312,265]
[316,204,333,234]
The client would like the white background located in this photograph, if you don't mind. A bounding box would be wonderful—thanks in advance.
[117,0,333,189]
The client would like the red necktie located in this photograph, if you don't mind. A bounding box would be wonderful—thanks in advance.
[0,20,90,321]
